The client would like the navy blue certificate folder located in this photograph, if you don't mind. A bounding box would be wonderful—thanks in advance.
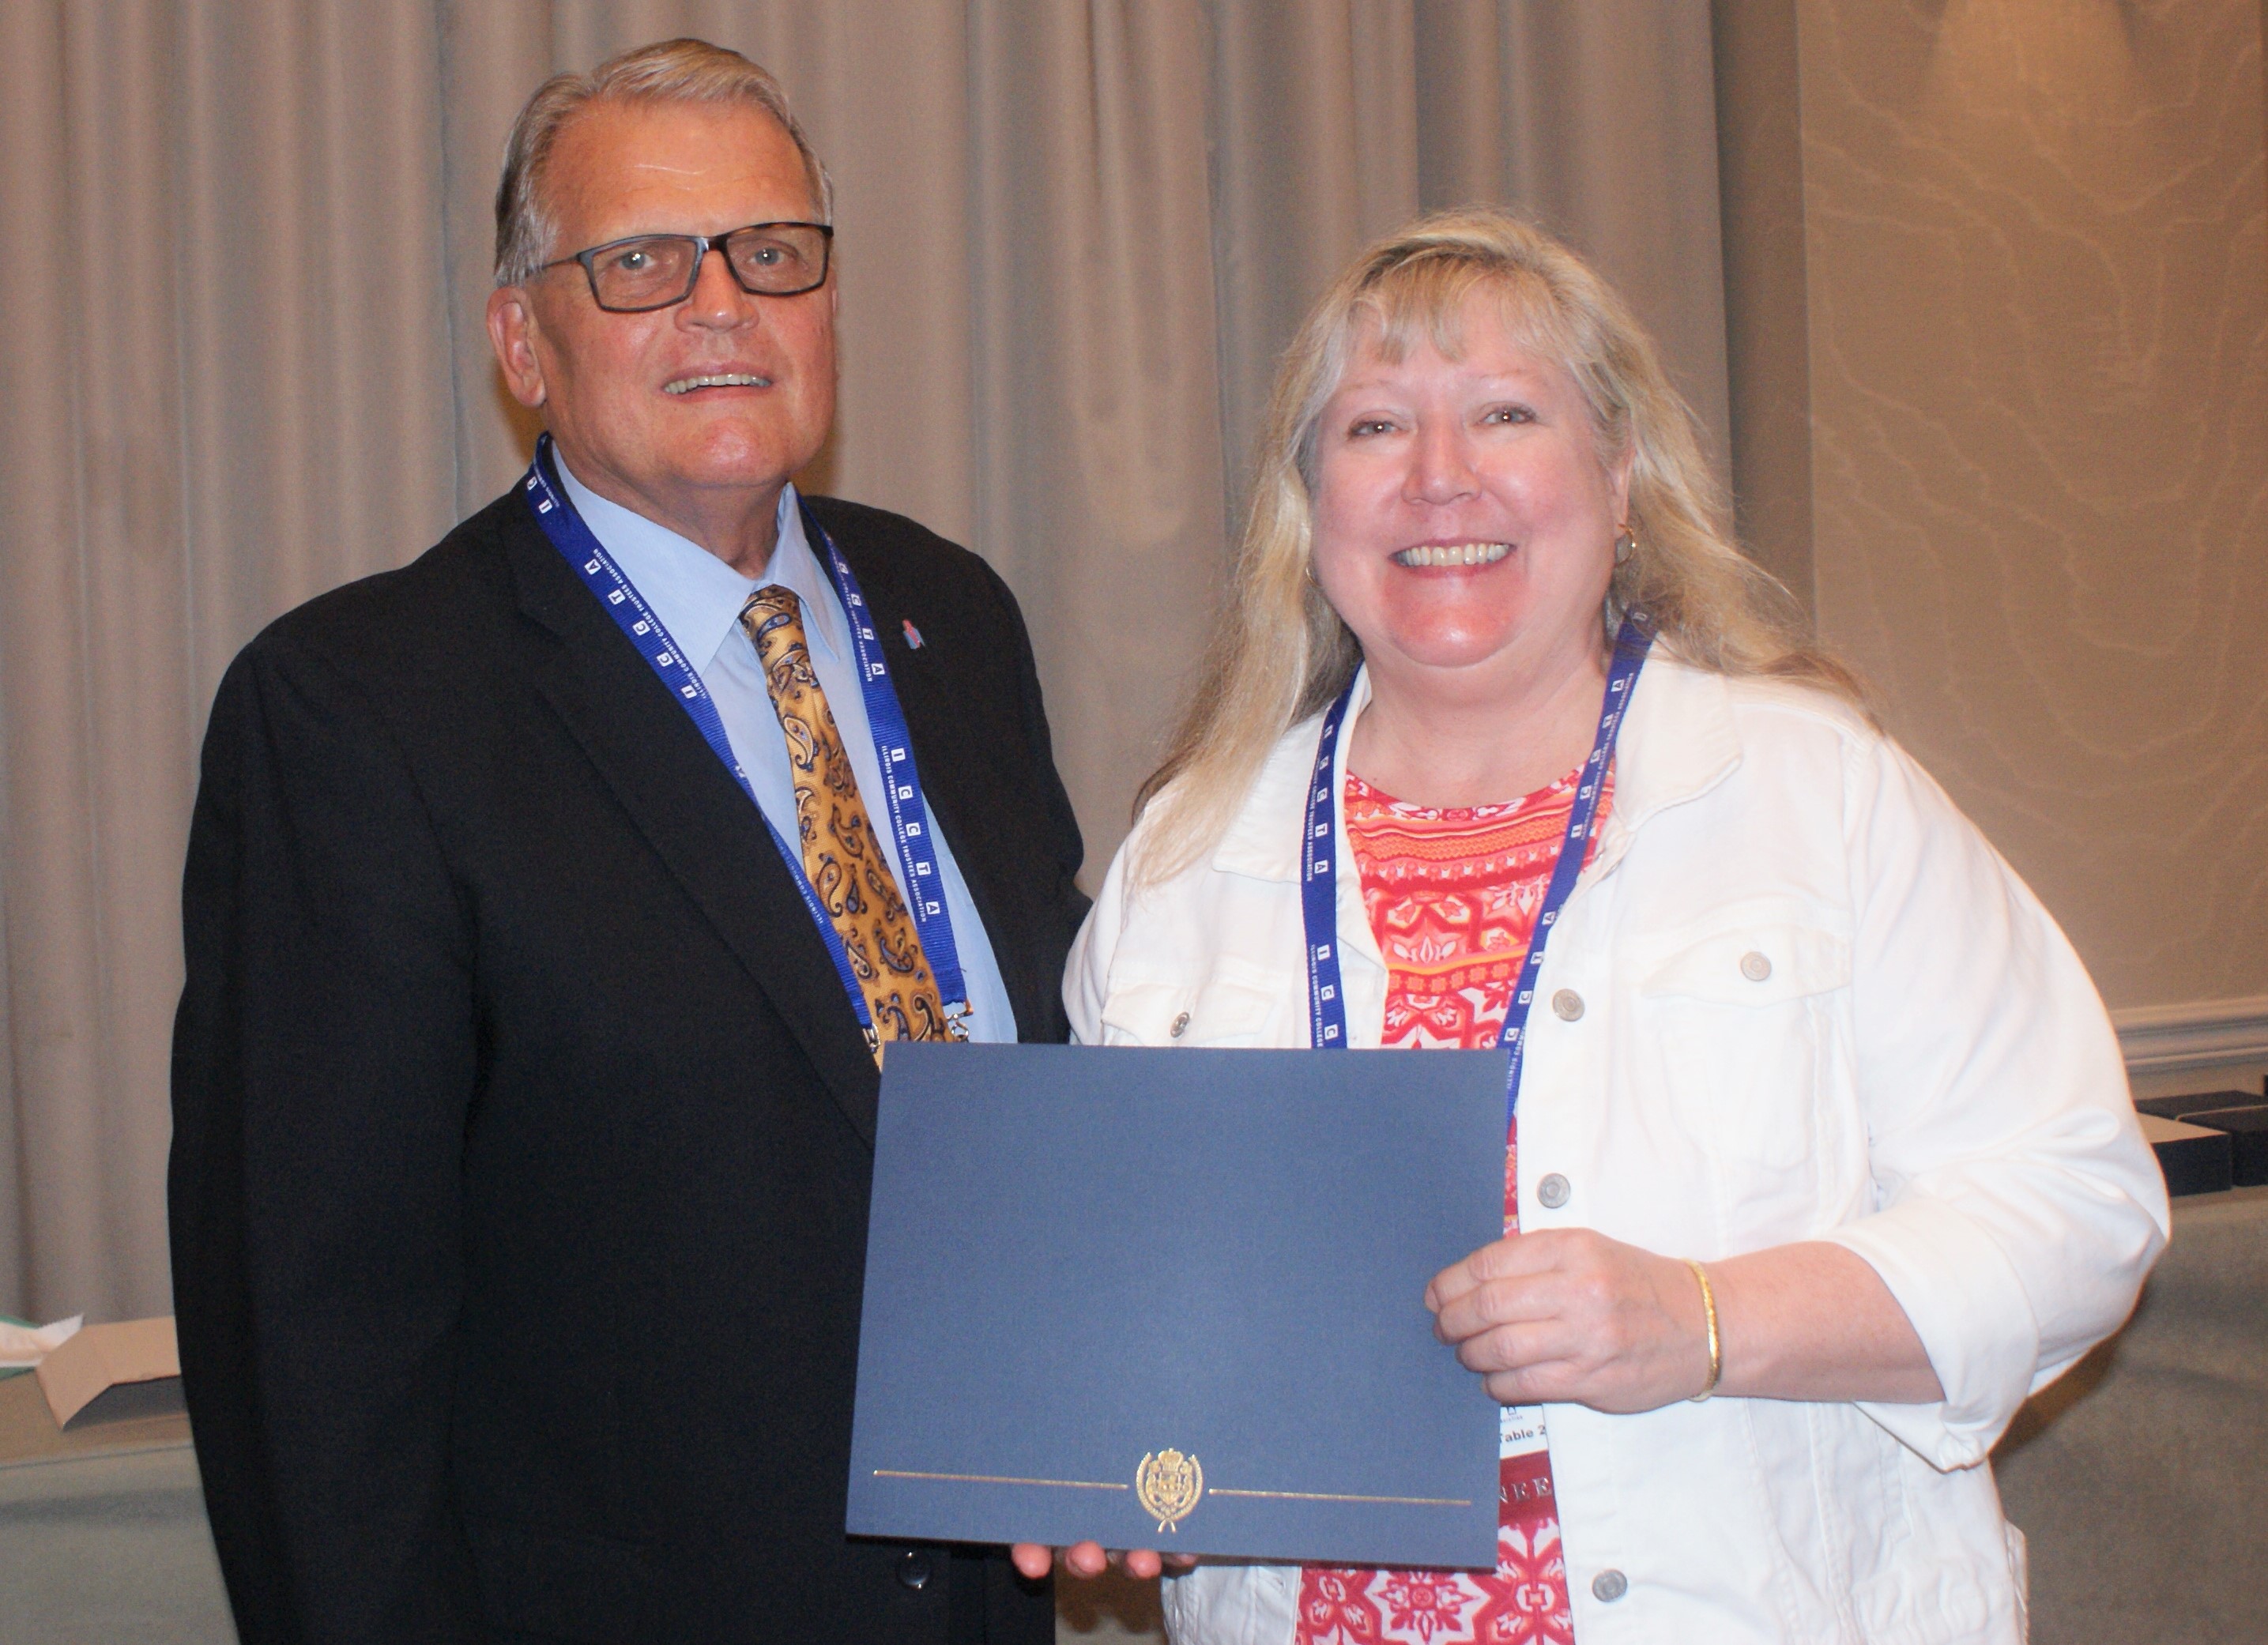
[847,1042,1505,1569]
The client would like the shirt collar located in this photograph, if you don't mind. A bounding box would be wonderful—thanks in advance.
[552,450,842,671]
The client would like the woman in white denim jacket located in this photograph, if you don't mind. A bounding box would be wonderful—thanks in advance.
[1021,211,2166,1644]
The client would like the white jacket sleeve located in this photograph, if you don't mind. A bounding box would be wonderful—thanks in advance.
[1064,824,1137,1046]
[1818,733,2169,1470]
[1160,1560,1298,1645]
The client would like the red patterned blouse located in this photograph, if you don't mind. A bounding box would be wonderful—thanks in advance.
[1292,763,1612,1645]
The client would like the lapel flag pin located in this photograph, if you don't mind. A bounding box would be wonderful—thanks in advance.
[902,619,925,649]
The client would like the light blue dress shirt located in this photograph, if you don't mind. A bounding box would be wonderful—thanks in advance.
[556,454,1018,1042]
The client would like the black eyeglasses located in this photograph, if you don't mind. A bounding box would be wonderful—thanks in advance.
[542,221,834,313]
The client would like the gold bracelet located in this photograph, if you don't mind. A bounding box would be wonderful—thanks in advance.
[1685,1259,1722,1402]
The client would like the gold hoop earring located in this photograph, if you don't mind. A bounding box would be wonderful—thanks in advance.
[1613,527,1637,566]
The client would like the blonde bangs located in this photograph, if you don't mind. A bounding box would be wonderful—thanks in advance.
[1296,259,1584,479]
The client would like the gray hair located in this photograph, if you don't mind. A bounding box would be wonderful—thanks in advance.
[493,38,834,288]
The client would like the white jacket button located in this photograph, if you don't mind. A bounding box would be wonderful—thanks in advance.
[1739,950,1773,982]
[1536,1173,1570,1210]
[1550,988,1584,1021]
[1170,1011,1191,1038]
[1591,1569,1628,1602]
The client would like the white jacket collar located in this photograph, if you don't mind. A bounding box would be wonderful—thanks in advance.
[1592,654,1743,864]
[1208,653,1742,884]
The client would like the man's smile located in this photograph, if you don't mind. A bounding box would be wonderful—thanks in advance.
[662,371,774,394]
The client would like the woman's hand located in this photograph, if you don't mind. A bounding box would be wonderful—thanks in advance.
[1008,1541,1196,1581]
[1427,1233,1948,1409]
[1426,1228,1711,1413]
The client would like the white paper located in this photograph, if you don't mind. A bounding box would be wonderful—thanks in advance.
[1499,1402,1549,1458]
[0,1315,82,1369]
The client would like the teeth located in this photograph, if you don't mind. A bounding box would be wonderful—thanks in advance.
[1390,542,1512,569]
[664,373,769,394]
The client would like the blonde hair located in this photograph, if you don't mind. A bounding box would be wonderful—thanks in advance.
[494,38,833,288]
[1134,206,1862,883]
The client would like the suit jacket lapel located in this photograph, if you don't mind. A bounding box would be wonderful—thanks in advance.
[896,711,1038,1033]
[501,506,883,1142]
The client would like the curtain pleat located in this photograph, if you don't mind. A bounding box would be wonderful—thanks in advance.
[965,0,1229,846]
[0,0,1726,1319]
[1416,1,1731,480]
[1207,2,1421,518]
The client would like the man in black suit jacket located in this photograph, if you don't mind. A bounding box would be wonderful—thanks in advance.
[169,41,1082,1644]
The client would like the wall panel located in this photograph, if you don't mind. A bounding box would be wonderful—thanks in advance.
[1794,0,2268,1014]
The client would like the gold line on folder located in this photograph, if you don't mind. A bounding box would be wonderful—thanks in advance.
[874,1470,1128,1491]
[1211,1488,1472,1507]
[874,1470,1467,1508]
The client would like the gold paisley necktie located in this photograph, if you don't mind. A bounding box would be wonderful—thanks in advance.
[740,585,954,1063]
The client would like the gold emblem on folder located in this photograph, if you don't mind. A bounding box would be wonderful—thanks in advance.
[1135,1449,1204,1532]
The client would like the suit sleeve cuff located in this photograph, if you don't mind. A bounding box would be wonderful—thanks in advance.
[1819,1199,2040,1470]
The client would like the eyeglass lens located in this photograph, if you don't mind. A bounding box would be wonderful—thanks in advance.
[586,224,829,311]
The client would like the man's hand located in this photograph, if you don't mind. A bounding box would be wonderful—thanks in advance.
[1425,1229,1712,1412]
[1009,1541,1197,1582]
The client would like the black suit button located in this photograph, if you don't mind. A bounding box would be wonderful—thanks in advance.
[898,1550,933,1590]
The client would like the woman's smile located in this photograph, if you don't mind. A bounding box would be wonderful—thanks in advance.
[1388,540,1513,569]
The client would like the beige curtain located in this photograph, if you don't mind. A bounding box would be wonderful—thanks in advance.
[0,2,1726,1321]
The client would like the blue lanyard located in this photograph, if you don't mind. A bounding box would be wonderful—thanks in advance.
[520,435,970,1041]
[1302,616,1653,1129]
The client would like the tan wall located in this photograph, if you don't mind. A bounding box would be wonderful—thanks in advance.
[1726,0,2268,1020]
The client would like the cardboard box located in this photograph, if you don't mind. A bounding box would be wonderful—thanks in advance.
[34,1316,182,1429]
